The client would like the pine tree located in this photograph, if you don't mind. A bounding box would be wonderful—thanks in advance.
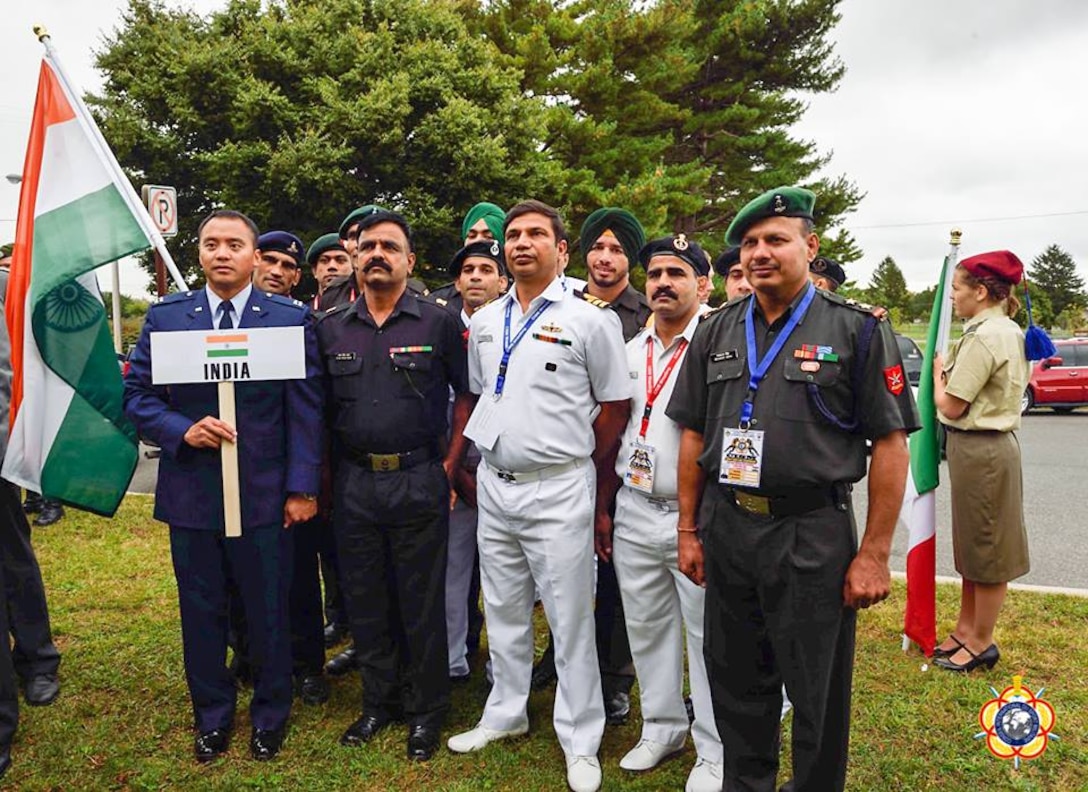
[1028,245,1087,320]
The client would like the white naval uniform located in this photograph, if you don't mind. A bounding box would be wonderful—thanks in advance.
[465,276,628,758]
[612,313,723,765]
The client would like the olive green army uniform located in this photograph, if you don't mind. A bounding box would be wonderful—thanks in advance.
[666,286,919,792]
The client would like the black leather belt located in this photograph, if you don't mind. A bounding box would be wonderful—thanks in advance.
[726,486,841,518]
[342,443,439,473]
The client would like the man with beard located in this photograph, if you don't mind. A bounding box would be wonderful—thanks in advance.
[318,210,471,761]
[598,235,724,792]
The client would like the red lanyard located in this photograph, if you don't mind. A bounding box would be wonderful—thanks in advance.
[641,336,688,438]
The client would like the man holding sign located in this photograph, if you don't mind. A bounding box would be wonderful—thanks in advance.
[123,210,323,764]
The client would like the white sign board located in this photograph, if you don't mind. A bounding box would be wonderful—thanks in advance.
[150,326,306,385]
[142,184,178,238]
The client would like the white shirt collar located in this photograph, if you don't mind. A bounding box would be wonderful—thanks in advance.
[206,284,253,328]
[647,310,701,351]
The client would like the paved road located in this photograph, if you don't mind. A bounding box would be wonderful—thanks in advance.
[129,411,1088,589]
[858,410,1088,591]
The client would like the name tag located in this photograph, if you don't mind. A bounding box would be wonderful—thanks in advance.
[719,428,764,488]
[623,440,657,494]
[465,396,502,451]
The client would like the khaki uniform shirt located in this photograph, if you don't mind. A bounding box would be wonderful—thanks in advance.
[666,288,920,491]
[940,306,1029,432]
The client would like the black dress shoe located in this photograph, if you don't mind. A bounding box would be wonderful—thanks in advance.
[194,728,231,763]
[33,502,64,527]
[22,492,44,514]
[449,671,471,685]
[530,655,557,691]
[934,643,1000,673]
[604,690,630,725]
[297,673,330,705]
[23,673,59,706]
[250,727,285,761]
[340,713,391,746]
[324,622,349,648]
[406,724,439,761]
[932,634,965,660]
[326,645,359,676]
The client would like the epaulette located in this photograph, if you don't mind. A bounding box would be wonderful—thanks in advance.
[577,291,611,309]
[699,297,746,321]
[265,293,308,312]
[154,290,197,306]
[316,302,348,322]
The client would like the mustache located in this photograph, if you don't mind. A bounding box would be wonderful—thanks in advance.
[652,287,679,300]
[363,259,392,273]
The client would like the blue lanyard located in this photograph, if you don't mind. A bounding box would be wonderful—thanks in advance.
[740,282,816,427]
[495,297,552,396]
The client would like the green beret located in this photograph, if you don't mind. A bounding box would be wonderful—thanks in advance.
[338,205,386,239]
[461,202,506,245]
[725,186,816,246]
[580,208,646,266]
[307,233,349,266]
[637,234,710,276]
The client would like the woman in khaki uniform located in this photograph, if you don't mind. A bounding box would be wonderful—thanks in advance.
[932,250,1031,672]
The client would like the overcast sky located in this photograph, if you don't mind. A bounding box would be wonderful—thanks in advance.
[4,0,1088,296]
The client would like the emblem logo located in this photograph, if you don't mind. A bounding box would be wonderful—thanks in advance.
[773,194,786,213]
[490,241,501,255]
[811,257,826,273]
[977,676,1057,769]
[883,364,905,395]
[673,234,689,251]
[289,241,300,253]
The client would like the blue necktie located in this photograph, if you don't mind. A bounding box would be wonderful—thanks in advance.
[218,301,234,330]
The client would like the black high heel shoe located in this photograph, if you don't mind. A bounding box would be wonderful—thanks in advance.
[934,643,1000,672]
[932,634,965,659]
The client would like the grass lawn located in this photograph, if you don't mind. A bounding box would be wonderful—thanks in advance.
[10,497,1087,790]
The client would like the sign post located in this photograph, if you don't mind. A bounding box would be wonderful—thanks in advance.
[149,326,306,537]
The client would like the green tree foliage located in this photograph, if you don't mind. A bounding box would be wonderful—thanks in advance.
[1014,283,1054,330]
[92,0,860,289]
[867,255,910,316]
[908,284,937,323]
[1027,244,1087,322]
[92,0,553,288]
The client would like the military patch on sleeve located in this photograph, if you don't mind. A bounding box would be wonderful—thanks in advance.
[579,292,611,309]
[884,364,905,396]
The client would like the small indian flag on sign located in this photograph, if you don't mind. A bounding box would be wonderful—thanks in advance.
[206,333,249,359]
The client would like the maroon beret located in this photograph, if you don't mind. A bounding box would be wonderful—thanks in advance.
[959,250,1023,285]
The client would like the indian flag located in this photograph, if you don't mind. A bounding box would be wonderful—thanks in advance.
[206,334,249,358]
[3,52,164,516]
[899,238,959,657]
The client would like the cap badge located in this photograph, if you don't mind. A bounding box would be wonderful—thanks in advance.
[289,241,300,253]
[773,194,786,213]
[811,258,826,273]
[673,234,689,251]
[490,241,500,256]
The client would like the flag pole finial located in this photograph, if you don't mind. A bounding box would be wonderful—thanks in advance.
[34,25,50,41]
[949,228,962,247]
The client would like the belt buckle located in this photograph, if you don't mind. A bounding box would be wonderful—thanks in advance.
[495,470,517,483]
[370,453,400,472]
[647,497,671,513]
[734,490,771,516]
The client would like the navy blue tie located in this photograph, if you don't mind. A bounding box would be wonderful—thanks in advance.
[218,301,234,330]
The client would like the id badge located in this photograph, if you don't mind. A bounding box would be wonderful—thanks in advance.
[719,428,764,488]
[623,440,657,494]
[464,397,502,451]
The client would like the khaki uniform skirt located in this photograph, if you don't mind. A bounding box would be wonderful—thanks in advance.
[946,428,1030,583]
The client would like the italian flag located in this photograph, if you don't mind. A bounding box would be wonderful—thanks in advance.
[3,54,158,515]
[899,242,959,657]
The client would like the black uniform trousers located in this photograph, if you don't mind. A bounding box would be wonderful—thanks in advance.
[170,523,294,733]
[0,483,60,682]
[334,458,450,730]
[320,525,347,628]
[289,514,329,676]
[702,485,856,792]
[0,496,19,752]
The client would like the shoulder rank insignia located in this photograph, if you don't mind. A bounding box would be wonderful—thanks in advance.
[579,292,611,309]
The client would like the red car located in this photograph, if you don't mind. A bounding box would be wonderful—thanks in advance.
[1023,337,1088,413]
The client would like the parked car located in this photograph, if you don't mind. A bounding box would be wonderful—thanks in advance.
[895,333,924,386]
[1023,337,1088,414]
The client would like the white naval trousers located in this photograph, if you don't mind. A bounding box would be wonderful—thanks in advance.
[446,498,478,677]
[476,460,605,758]
[612,487,723,763]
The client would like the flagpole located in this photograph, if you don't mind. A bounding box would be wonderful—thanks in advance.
[33,26,189,293]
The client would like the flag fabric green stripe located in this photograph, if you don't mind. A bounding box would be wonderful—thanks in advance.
[207,349,249,358]
[909,255,949,493]
[30,184,148,300]
[40,391,137,515]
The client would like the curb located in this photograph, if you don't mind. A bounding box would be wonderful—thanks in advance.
[891,570,1088,599]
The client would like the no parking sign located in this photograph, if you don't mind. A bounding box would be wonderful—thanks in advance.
[141,184,178,238]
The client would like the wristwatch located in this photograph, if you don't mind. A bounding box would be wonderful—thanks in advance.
[295,492,318,502]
